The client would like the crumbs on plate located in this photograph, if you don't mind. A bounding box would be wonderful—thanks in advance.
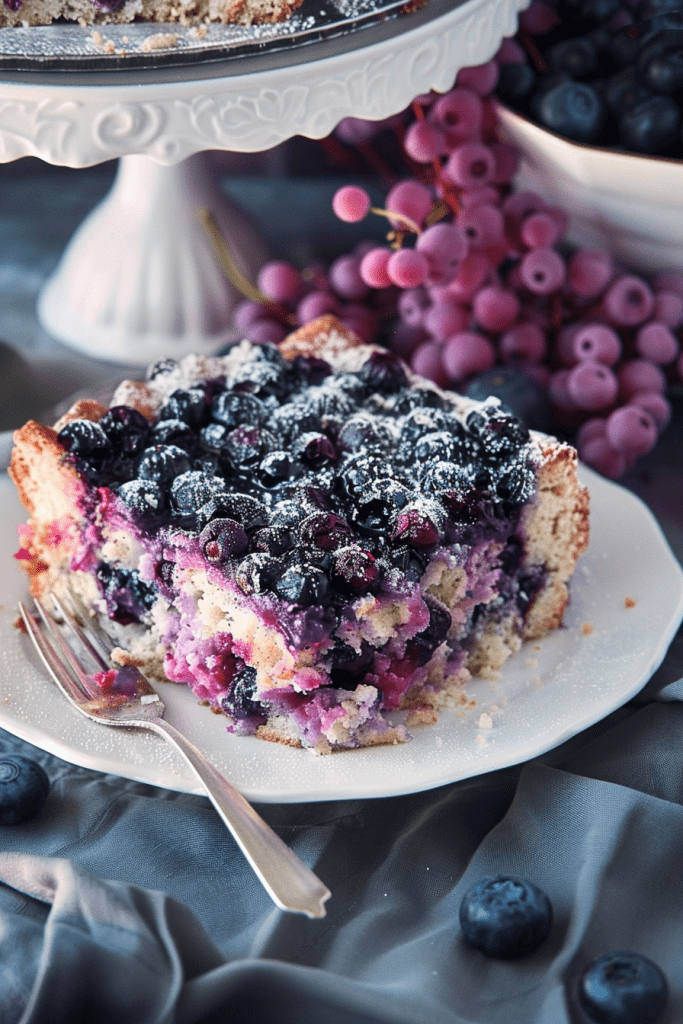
[624,596,636,608]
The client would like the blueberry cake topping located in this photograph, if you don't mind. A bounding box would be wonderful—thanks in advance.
[13,323,589,753]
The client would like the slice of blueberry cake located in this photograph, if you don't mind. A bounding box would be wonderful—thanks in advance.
[11,316,589,753]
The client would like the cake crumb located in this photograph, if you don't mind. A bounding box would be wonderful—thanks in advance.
[406,706,438,727]
[190,24,208,36]
[525,657,538,668]
[477,712,493,730]
[624,596,636,608]
[141,32,179,51]
[582,622,594,636]
[475,734,488,746]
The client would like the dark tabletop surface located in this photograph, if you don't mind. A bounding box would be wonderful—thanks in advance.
[1,154,683,1024]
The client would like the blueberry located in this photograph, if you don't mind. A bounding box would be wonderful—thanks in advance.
[459,876,552,959]
[406,595,452,665]
[211,390,264,429]
[137,444,192,486]
[200,517,248,563]
[637,28,683,93]
[269,499,308,529]
[198,493,268,532]
[221,666,267,723]
[420,460,473,500]
[619,94,681,153]
[96,563,157,625]
[258,450,301,489]
[338,454,397,499]
[151,418,197,451]
[235,553,279,595]
[224,425,275,471]
[496,62,538,104]
[294,432,338,470]
[171,471,228,517]
[159,387,208,430]
[360,349,409,395]
[493,460,537,505]
[601,68,652,115]
[537,80,605,142]
[145,357,177,381]
[465,368,552,433]
[547,37,600,78]
[296,482,335,512]
[300,511,354,551]
[337,415,390,453]
[0,754,50,824]
[199,422,230,452]
[269,402,319,444]
[302,385,356,423]
[466,402,529,459]
[399,406,454,444]
[99,406,151,456]
[386,544,429,582]
[274,561,329,606]
[229,360,288,401]
[578,952,668,1024]
[608,24,644,68]
[330,546,380,595]
[328,641,375,688]
[350,480,411,537]
[57,419,109,457]
[250,525,297,556]
[251,341,288,371]
[388,386,446,415]
[117,478,166,520]
[290,354,332,385]
[414,430,458,464]
[391,503,443,547]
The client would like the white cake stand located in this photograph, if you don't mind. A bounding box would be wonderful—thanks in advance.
[0,0,527,365]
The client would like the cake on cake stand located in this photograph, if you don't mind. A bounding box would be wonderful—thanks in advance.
[0,0,528,365]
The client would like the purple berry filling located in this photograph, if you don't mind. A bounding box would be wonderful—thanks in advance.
[56,341,547,748]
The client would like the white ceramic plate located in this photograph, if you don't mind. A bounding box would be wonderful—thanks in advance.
[1,466,682,803]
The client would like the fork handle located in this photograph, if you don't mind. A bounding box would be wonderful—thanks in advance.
[146,719,330,918]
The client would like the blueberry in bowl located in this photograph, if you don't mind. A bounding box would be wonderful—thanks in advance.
[494,0,683,271]
[9,316,589,754]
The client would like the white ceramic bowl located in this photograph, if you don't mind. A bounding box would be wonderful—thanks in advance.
[495,101,683,274]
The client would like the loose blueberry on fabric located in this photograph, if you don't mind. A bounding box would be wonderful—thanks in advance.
[459,876,552,958]
[578,952,668,1024]
[0,754,50,825]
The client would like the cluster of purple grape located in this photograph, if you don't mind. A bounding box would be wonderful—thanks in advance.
[230,55,682,479]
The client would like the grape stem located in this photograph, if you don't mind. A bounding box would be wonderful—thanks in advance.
[199,208,297,324]
[369,206,422,237]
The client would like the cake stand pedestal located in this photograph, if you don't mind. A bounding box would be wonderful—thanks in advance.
[0,0,528,365]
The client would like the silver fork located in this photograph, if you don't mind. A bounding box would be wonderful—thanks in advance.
[18,593,331,919]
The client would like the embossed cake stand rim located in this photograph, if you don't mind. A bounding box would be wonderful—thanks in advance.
[0,0,527,165]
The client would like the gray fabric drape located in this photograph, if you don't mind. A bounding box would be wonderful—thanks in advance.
[1,671,682,1024]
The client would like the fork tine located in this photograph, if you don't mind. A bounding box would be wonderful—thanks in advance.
[33,597,95,694]
[63,590,115,659]
[18,602,90,706]
[50,592,108,670]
